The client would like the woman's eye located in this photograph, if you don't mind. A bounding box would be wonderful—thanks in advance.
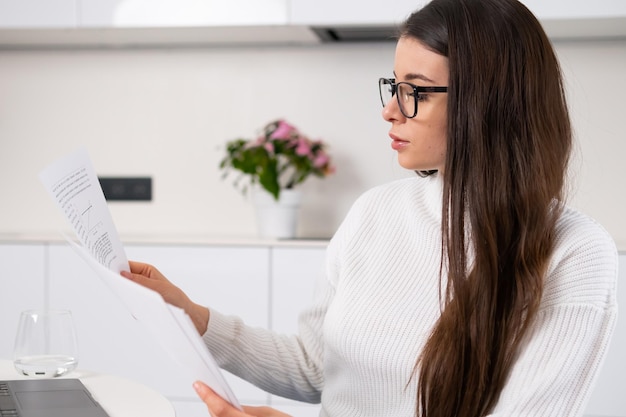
[416,93,428,102]
[402,90,415,102]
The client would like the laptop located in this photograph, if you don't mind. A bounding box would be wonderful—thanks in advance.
[0,378,110,417]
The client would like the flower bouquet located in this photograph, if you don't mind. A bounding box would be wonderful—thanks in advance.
[219,119,335,200]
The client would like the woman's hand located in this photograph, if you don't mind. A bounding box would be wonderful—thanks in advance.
[121,261,210,334]
[194,381,292,417]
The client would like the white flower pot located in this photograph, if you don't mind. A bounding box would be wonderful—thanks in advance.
[253,188,302,239]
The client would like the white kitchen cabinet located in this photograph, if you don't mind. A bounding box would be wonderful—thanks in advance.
[0,0,76,28]
[290,0,626,39]
[0,0,317,48]
[0,0,289,29]
[520,0,626,20]
[270,246,326,334]
[520,0,626,39]
[80,0,289,27]
[2,0,624,45]
[0,243,46,360]
[290,0,626,25]
[290,0,423,26]
[269,246,326,415]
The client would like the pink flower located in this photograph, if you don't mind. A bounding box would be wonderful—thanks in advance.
[313,153,330,168]
[264,142,274,154]
[270,120,295,140]
[295,138,312,156]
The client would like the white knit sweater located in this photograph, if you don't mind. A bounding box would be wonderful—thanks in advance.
[203,175,618,417]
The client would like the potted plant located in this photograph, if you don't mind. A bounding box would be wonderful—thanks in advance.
[219,119,335,238]
[219,119,335,200]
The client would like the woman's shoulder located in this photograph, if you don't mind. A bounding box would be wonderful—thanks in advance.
[554,205,617,258]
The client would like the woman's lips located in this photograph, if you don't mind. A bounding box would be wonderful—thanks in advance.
[390,134,410,151]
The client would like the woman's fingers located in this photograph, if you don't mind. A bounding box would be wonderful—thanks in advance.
[121,260,208,333]
[194,381,246,416]
[194,381,293,417]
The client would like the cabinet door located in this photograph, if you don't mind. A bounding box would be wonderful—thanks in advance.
[519,0,626,19]
[270,246,326,414]
[291,0,626,25]
[0,243,46,360]
[271,246,326,333]
[290,0,421,25]
[290,0,626,40]
[0,0,76,27]
[80,0,289,27]
[47,243,270,417]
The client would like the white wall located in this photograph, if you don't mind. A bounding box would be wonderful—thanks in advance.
[0,39,625,247]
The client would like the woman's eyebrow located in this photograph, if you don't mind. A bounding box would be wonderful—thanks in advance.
[405,72,437,84]
[392,71,440,84]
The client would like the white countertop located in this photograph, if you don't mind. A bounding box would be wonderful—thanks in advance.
[0,232,330,248]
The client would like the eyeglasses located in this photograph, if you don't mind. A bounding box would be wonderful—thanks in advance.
[378,78,448,119]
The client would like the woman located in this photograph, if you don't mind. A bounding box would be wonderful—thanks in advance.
[123,0,618,416]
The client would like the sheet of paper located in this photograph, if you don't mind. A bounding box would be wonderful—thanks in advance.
[68,240,241,408]
[39,147,129,273]
[39,148,242,410]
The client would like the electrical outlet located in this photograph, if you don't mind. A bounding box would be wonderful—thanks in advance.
[98,177,152,201]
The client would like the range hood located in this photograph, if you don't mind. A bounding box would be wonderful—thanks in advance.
[312,25,398,43]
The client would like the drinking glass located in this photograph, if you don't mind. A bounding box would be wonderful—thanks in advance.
[13,309,79,377]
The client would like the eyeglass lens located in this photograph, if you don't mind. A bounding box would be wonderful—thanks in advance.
[378,78,417,118]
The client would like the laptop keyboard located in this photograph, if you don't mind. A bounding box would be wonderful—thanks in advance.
[0,382,18,416]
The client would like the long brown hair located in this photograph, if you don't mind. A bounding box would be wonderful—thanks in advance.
[402,0,572,416]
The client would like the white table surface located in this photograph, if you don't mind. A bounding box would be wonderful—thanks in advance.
[0,359,175,417]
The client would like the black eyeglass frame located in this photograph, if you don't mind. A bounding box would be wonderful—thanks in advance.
[378,77,448,118]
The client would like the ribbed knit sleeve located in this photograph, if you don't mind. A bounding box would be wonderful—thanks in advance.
[202,308,325,403]
[489,305,615,416]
